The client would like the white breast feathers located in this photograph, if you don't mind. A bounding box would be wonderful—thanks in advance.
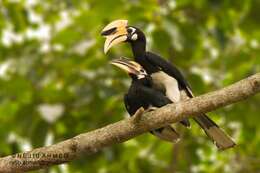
[151,71,181,103]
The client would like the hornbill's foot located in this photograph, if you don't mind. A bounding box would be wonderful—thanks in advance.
[131,107,145,123]
[144,106,157,113]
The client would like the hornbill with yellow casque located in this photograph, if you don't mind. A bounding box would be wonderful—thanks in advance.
[102,20,235,150]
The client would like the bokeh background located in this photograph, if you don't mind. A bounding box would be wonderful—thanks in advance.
[0,0,259,172]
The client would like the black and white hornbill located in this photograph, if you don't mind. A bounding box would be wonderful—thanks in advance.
[102,20,235,150]
[110,58,180,142]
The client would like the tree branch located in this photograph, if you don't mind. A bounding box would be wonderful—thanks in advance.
[0,73,259,173]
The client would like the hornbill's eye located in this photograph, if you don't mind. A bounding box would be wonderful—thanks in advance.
[140,69,146,75]
[127,27,138,40]
[127,28,133,34]
[127,27,136,34]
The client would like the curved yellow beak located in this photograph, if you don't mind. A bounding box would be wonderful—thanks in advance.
[101,20,128,54]
[110,58,146,76]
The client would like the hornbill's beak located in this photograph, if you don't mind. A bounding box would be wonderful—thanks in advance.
[101,20,128,54]
[110,58,146,76]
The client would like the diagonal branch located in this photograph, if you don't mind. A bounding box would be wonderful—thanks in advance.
[0,73,259,173]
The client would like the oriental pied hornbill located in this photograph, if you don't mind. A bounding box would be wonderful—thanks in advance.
[110,58,180,142]
[102,20,235,150]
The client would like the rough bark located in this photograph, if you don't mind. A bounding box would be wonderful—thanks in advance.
[0,73,259,173]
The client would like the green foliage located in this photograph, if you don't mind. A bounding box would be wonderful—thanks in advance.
[0,0,259,172]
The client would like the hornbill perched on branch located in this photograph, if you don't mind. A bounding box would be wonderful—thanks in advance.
[102,20,235,150]
[110,58,180,142]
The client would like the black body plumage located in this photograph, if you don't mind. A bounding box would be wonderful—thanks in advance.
[124,74,180,142]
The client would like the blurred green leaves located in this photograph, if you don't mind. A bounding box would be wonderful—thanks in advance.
[0,0,259,172]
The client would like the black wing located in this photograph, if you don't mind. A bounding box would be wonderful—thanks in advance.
[124,94,136,116]
[138,85,172,107]
[146,52,193,97]
[123,85,172,116]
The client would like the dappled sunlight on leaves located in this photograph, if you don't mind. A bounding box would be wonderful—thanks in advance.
[0,0,259,172]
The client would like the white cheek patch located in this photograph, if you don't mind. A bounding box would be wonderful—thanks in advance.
[137,74,145,79]
[131,33,138,40]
